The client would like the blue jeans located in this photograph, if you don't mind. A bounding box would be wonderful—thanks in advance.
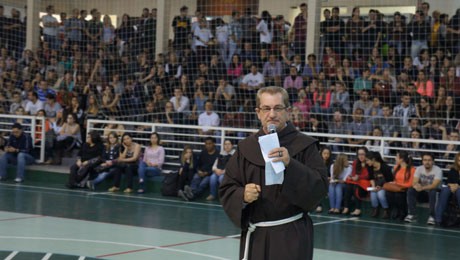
[410,40,428,59]
[407,187,437,216]
[43,34,60,50]
[370,189,389,209]
[137,161,162,182]
[0,152,35,180]
[328,183,345,209]
[190,173,210,197]
[209,173,224,197]
[435,186,460,223]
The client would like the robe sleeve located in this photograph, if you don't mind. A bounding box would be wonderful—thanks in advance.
[219,148,248,228]
[281,142,329,212]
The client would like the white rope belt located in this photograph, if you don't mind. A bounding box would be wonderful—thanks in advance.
[242,213,304,260]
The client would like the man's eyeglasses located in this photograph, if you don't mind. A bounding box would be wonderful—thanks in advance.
[258,106,287,113]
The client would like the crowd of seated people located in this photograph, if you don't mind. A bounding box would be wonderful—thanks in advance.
[0,2,460,226]
[322,146,460,228]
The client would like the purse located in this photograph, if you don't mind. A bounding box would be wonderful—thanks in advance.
[383,182,407,193]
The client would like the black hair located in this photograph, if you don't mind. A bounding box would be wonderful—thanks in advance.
[395,151,413,182]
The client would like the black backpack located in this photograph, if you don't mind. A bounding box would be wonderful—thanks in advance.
[442,196,460,228]
[161,171,179,196]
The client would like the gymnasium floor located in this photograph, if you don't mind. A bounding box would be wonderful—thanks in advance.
[0,170,459,260]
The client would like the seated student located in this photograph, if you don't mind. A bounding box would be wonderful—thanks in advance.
[343,147,371,217]
[66,131,104,189]
[435,153,460,226]
[366,151,393,219]
[405,153,442,225]
[86,131,121,190]
[53,113,81,165]
[328,153,352,214]
[207,139,235,201]
[178,145,197,201]
[186,137,219,200]
[385,151,415,221]
[108,133,141,193]
[137,132,165,194]
[0,123,34,183]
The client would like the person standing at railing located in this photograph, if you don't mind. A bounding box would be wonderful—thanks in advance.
[0,123,34,183]
[219,86,328,260]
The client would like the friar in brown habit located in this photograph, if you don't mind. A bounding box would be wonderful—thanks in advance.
[219,86,329,260]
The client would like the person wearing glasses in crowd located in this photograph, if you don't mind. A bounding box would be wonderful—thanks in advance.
[219,86,328,260]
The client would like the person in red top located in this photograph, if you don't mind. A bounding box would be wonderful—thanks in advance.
[343,147,371,216]
[385,151,415,220]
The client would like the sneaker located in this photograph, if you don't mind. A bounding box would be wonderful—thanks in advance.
[315,206,323,213]
[206,195,215,201]
[427,216,435,225]
[404,215,417,223]
[177,190,189,201]
[123,188,133,193]
[86,180,95,191]
[108,186,120,192]
[14,178,23,183]
[184,185,194,199]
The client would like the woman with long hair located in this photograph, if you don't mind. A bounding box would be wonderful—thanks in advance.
[137,132,165,194]
[53,113,81,165]
[385,151,415,220]
[66,131,103,189]
[177,145,197,201]
[86,131,121,190]
[328,153,352,214]
[366,151,393,218]
[414,70,435,98]
[435,152,460,225]
[343,147,371,216]
[108,133,141,193]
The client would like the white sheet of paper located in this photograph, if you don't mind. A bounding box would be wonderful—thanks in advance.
[258,133,285,185]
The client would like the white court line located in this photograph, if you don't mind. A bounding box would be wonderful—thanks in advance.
[313,217,359,226]
[5,251,18,260]
[0,183,223,208]
[351,218,460,234]
[0,236,229,260]
[78,257,85,260]
[41,253,52,260]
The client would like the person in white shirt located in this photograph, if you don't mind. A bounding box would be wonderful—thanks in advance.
[193,18,214,60]
[198,101,220,135]
[25,91,44,116]
[169,88,190,123]
[41,5,59,50]
[328,153,352,214]
[240,65,265,110]
[256,10,273,47]
[215,18,229,67]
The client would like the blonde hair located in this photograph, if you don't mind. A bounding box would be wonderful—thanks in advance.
[332,154,348,179]
[181,145,194,168]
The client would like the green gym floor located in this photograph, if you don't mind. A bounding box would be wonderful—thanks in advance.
[0,169,459,260]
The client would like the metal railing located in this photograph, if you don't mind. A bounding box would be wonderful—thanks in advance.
[0,114,46,163]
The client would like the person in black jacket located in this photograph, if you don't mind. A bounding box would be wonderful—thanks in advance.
[207,139,235,201]
[66,131,103,188]
[366,151,394,218]
[0,123,34,183]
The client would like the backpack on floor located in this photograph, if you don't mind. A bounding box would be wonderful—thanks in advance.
[161,171,179,196]
[442,196,460,228]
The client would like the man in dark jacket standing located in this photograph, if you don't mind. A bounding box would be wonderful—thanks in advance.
[0,123,34,183]
[219,86,328,260]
